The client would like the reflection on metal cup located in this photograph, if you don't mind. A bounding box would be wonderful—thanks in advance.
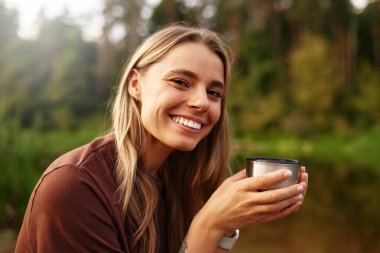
[246,157,301,190]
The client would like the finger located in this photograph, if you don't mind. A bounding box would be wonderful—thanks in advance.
[241,169,293,191]
[230,169,247,182]
[300,172,308,196]
[298,166,306,181]
[252,183,304,204]
[300,172,308,184]
[260,201,302,223]
[254,193,303,214]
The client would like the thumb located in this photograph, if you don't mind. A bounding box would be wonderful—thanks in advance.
[230,169,247,182]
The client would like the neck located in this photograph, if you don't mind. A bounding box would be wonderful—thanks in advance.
[143,135,173,175]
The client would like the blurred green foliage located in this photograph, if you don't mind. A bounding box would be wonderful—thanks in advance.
[1,0,380,134]
[233,125,380,171]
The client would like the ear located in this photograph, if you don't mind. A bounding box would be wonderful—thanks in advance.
[128,68,141,100]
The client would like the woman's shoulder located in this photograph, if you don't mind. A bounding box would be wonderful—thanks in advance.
[18,135,126,253]
[31,134,118,209]
[47,134,116,173]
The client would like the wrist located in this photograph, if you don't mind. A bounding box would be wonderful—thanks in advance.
[184,214,225,252]
[194,212,239,251]
[194,210,225,238]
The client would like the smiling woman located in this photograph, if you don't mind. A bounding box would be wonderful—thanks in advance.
[128,42,225,154]
[15,24,308,253]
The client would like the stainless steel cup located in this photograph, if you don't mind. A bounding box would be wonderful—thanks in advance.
[246,157,301,190]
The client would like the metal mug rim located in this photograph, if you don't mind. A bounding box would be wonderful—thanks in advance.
[247,157,300,165]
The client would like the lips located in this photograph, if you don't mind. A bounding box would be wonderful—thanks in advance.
[171,116,202,130]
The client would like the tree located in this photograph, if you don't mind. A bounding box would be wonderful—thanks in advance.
[0,1,18,51]
[0,15,97,130]
[288,32,342,133]
[351,61,380,127]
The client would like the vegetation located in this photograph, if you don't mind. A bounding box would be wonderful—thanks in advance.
[233,126,380,172]
[1,1,380,134]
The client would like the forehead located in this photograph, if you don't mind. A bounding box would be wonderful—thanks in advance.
[151,42,225,83]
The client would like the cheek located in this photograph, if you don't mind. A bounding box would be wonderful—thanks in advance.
[209,104,222,126]
[139,102,155,126]
[139,100,167,132]
[201,106,221,140]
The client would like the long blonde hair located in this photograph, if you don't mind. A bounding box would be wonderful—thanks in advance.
[111,24,232,253]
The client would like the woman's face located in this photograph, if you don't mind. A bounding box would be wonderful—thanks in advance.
[130,42,225,152]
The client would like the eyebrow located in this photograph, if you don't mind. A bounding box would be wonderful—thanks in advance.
[166,69,225,88]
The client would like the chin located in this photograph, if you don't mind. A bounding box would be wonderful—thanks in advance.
[173,142,198,152]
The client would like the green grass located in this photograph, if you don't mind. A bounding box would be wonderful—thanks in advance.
[233,128,380,171]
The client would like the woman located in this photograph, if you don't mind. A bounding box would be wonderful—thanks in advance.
[16,24,308,253]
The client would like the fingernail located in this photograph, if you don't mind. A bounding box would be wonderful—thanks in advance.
[296,194,303,201]
[284,170,292,177]
[297,185,304,192]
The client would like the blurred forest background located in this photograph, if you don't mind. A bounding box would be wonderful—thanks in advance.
[1,0,380,252]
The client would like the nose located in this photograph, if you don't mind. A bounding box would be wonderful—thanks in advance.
[187,87,210,111]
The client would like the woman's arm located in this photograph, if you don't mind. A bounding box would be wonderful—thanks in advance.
[180,167,309,253]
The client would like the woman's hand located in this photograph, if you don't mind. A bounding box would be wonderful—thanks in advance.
[182,167,308,252]
[196,166,309,236]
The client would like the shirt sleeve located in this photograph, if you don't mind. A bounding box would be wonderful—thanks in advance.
[26,164,126,253]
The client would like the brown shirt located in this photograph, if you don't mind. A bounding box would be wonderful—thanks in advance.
[15,135,168,253]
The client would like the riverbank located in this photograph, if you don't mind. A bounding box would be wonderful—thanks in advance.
[232,127,380,172]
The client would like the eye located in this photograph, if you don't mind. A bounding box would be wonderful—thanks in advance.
[207,89,223,98]
[171,78,189,87]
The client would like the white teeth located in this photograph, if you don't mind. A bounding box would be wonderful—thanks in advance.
[172,116,202,130]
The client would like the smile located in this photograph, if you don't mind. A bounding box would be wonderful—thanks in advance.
[171,116,202,130]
